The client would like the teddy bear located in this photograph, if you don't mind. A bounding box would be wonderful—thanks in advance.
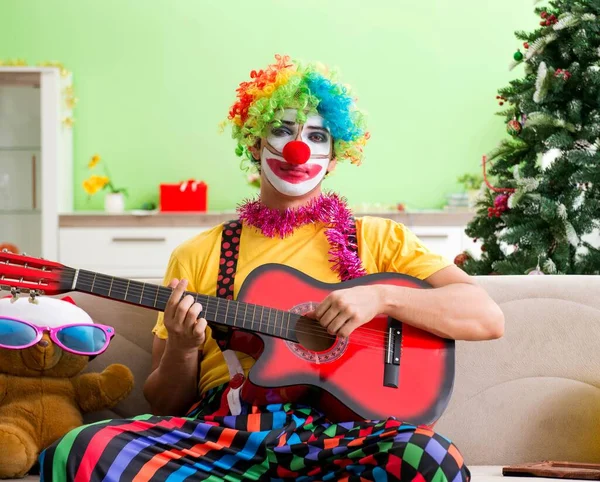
[0,295,134,479]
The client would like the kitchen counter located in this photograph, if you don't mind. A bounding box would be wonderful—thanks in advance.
[59,209,475,228]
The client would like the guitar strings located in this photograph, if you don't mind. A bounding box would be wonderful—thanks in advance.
[24,265,403,342]
[72,273,397,348]
[72,272,402,340]
[72,274,398,351]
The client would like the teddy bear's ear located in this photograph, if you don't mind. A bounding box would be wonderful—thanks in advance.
[60,296,77,305]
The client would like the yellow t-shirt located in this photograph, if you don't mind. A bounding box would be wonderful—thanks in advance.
[152,216,451,396]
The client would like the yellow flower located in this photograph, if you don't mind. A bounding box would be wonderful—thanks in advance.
[82,175,109,196]
[88,154,101,169]
[82,180,99,196]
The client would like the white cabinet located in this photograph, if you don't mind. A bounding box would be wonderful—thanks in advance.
[59,227,209,279]
[410,226,466,262]
[0,68,73,260]
[58,221,473,280]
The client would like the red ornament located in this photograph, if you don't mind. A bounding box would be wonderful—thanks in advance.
[454,253,470,267]
[282,141,311,165]
[540,11,557,25]
[524,42,529,49]
[495,194,509,210]
[481,245,487,252]
[482,155,516,194]
[487,194,510,218]
[555,69,571,81]
[507,119,522,136]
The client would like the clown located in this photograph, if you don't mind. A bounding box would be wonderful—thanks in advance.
[40,55,504,482]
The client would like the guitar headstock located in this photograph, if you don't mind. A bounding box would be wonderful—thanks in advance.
[0,250,74,296]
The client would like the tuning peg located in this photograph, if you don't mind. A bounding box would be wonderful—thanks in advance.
[10,287,21,303]
[29,289,40,304]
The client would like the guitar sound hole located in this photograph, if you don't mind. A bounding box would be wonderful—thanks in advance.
[294,316,336,352]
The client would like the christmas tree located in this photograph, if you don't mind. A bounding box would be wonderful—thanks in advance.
[459,0,600,276]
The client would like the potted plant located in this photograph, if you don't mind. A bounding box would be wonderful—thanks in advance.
[82,154,128,213]
[457,173,484,208]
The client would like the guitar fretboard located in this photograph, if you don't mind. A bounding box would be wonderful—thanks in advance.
[68,269,301,342]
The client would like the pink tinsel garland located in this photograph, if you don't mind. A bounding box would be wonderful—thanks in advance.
[237,192,367,281]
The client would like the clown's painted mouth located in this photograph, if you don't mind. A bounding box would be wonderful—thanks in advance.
[266,158,323,184]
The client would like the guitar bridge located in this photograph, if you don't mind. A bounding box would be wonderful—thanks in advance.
[384,318,402,388]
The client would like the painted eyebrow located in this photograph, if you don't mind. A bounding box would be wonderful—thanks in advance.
[280,120,330,134]
[305,126,330,134]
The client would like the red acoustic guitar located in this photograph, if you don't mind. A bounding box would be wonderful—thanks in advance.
[0,251,454,426]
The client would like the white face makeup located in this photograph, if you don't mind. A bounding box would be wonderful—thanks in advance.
[261,109,332,197]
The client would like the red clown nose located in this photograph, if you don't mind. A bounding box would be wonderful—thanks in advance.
[282,141,311,165]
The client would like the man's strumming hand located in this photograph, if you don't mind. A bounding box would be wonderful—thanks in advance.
[307,285,384,338]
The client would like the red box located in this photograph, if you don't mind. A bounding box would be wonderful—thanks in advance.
[160,180,208,212]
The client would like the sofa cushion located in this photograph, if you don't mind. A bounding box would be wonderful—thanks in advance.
[435,275,600,466]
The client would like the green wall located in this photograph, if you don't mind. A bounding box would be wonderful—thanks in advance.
[0,0,538,211]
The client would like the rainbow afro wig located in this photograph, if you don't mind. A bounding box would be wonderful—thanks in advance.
[227,54,370,166]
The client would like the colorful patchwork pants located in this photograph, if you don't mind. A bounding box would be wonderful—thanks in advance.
[39,383,470,482]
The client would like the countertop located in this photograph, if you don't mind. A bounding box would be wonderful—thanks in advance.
[59,209,475,228]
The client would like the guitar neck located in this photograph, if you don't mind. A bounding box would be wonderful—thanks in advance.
[67,268,300,342]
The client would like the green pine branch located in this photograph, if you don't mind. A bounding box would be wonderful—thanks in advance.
[464,0,600,275]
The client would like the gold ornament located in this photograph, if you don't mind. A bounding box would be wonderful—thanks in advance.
[0,59,27,66]
[62,85,78,109]
[65,95,78,109]
[1,58,77,128]
[36,61,69,77]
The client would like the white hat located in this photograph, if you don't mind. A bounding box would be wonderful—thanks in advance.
[0,296,93,328]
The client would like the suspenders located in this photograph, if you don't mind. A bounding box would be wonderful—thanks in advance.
[212,220,242,351]
[213,220,245,414]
